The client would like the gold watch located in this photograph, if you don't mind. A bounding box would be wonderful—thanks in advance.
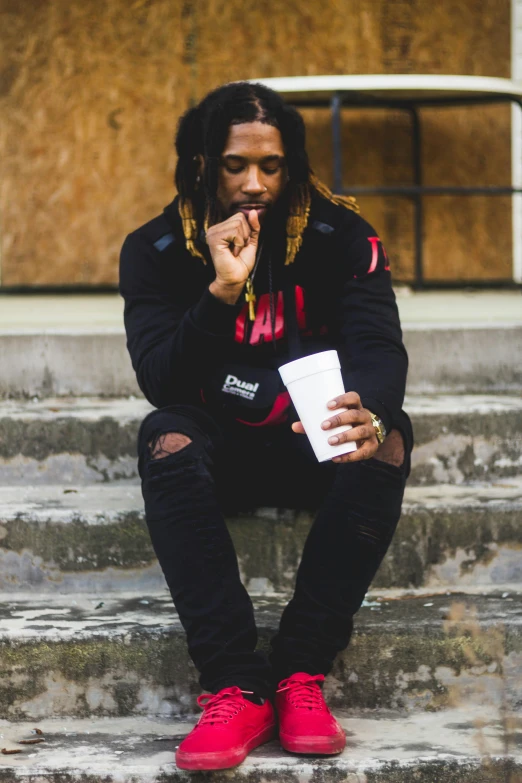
[369,412,387,444]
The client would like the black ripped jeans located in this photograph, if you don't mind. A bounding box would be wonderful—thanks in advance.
[137,404,414,699]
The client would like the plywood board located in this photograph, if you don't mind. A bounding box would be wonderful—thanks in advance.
[0,0,512,286]
[0,0,188,286]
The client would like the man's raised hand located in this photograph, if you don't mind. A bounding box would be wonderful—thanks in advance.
[207,210,261,292]
[291,391,379,463]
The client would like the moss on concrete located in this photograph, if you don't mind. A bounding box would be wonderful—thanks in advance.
[330,631,497,710]
[0,635,188,685]
[1,502,521,590]
[410,408,522,446]
[409,408,522,484]
[0,634,199,718]
[3,513,154,572]
[1,406,521,486]
[373,506,522,588]
[0,416,139,460]
[365,760,522,783]
[1,593,520,718]
[0,759,519,783]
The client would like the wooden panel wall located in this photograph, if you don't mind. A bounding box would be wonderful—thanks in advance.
[0,0,511,286]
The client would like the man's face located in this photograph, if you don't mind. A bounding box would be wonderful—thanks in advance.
[215,121,287,223]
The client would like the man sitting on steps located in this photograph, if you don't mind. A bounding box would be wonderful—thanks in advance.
[119,81,414,771]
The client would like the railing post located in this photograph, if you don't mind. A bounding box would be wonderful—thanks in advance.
[410,105,424,289]
[331,93,343,194]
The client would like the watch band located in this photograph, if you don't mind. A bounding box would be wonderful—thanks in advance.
[369,412,387,444]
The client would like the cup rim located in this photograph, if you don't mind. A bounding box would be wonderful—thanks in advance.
[279,350,341,386]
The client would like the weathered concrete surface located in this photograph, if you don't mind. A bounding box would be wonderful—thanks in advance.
[0,480,521,593]
[0,484,160,593]
[2,296,522,396]
[0,708,520,782]
[0,397,152,485]
[379,477,522,589]
[1,395,521,485]
[404,324,522,394]
[407,395,522,484]
[0,331,142,398]
[0,591,521,719]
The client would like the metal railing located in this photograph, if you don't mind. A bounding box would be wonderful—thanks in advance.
[293,91,522,289]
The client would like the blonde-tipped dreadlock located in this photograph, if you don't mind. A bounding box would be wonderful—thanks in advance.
[284,183,312,266]
[181,176,359,267]
[284,176,359,265]
[179,198,207,263]
[310,174,359,215]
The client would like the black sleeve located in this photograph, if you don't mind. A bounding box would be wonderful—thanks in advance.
[119,231,243,409]
[332,214,408,434]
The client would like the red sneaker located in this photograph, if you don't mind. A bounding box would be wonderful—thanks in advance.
[175,686,276,770]
[276,672,346,755]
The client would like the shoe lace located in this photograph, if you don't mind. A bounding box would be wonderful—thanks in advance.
[196,686,251,726]
[276,673,326,710]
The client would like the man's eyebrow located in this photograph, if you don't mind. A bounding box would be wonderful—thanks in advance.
[222,154,285,163]
[259,155,285,163]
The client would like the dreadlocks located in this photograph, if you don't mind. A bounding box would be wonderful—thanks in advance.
[174,81,358,265]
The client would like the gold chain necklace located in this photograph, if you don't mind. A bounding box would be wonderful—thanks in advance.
[243,243,263,321]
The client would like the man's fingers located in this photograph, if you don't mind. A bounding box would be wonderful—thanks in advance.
[328,424,374,446]
[229,213,254,258]
[234,212,252,242]
[209,214,251,247]
[232,239,245,258]
[327,392,362,411]
[291,421,306,435]
[248,209,261,244]
[332,440,377,464]
[321,408,369,430]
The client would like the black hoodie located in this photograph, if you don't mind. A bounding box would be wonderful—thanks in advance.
[119,191,408,434]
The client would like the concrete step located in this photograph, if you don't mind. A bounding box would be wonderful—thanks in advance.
[1,589,521,719]
[1,394,521,486]
[0,397,145,486]
[1,291,521,397]
[5,325,521,397]
[0,708,520,782]
[0,480,521,593]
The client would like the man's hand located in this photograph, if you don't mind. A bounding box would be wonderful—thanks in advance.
[291,391,379,463]
[207,210,261,304]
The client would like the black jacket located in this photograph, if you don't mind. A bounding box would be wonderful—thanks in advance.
[119,192,408,434]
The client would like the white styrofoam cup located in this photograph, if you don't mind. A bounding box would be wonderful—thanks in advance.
[279,350,357,462]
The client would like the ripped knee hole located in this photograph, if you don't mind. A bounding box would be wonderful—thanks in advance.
[148,432,192,460]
